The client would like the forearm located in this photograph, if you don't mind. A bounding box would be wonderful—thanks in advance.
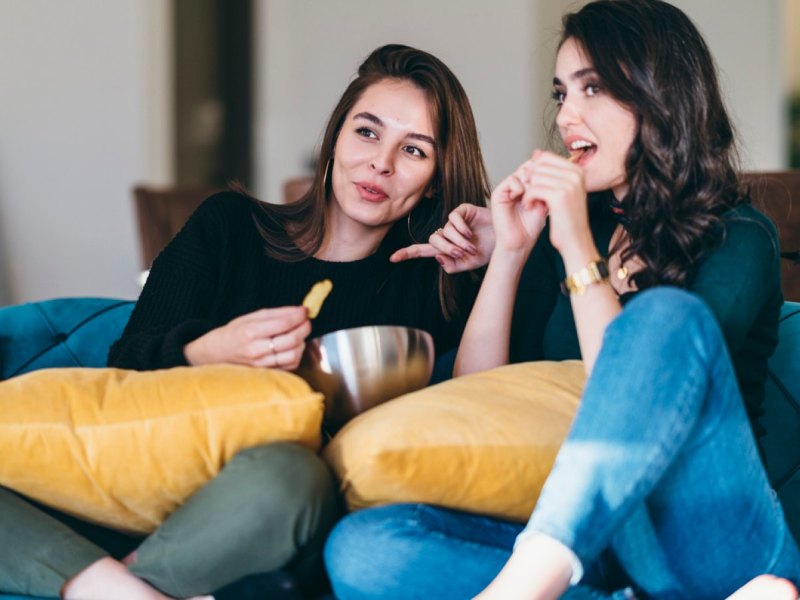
[455,250,528,376]
[561,242,621,375]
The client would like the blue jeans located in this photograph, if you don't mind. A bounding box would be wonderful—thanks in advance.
[325,288,800,599]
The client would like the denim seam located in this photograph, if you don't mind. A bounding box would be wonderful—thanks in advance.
[409,505,517,555]
[765,516,792,573]
[413,527,514,559]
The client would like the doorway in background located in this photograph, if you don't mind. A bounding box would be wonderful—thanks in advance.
[173,0,253,187]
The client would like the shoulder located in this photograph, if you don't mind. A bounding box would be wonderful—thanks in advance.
[186,191,262,235]
[694,202,782,291]
[151,191,263,261]
[194,190,256,219]
[719,203,780,257]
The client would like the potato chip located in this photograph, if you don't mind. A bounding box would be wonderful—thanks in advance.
[303,279,333,319]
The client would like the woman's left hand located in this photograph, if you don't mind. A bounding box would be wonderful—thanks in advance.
[390,204,494,273]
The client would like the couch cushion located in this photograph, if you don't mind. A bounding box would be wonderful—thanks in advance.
[0,297,134,380]
[763,301,800,543]
[0,364,324,534]
[324,361,585,521]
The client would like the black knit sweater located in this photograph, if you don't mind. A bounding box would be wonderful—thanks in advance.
[108,192,461,370]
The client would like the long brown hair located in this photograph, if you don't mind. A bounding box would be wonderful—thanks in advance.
[245,44,489,318]
[559,0,746,290]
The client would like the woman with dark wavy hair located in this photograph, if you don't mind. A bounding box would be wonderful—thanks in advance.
[0,45,489,600]
[325,1,799,598]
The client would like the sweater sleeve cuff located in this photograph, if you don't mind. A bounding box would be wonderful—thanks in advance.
[160,320,216,367]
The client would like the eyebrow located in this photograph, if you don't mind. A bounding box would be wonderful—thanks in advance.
[352,111,436,147]
[552,67,598,86]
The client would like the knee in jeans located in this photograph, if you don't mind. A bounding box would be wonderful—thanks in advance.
[621,287,719,340]
[325,505,421,594]
[325,513,380,595]
[627,287,706,319]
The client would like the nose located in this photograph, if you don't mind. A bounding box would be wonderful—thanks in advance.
[370,146,394,175]
[555,96,581,130]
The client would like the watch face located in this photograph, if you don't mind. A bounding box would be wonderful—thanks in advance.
[562,259,609,296]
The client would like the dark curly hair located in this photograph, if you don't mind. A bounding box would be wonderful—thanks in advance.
[560,0,746,290]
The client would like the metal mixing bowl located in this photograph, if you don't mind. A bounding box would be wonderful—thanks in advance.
[297,325,434,430]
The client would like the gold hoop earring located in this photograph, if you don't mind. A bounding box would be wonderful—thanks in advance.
[322,158,333,191]
[407,211,421,244]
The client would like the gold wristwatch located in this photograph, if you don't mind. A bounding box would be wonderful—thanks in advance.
[560,258,610,295]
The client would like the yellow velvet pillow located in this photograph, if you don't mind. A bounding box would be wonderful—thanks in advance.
[0,365,323,534]
[323,361,585,522]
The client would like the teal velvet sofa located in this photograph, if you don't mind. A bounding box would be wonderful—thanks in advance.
[0,296,799,599]
[0,298,135,600]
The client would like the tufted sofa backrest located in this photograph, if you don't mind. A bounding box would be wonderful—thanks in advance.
[0,297,134,380]
[762,301,800,542]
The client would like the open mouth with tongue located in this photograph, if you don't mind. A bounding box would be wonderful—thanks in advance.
[568,139,597,163]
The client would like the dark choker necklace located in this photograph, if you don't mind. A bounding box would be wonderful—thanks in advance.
[608,196,628,226]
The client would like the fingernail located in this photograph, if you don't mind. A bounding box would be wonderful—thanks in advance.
[452,249,465,259]
[467,244,478,255]
[435,256,445,266]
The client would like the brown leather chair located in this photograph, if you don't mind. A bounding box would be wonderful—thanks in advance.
[742,171,800,301]
[133,185,220,269]
[283,176,313,204]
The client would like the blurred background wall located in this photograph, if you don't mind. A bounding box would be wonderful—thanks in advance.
[0,0,795,305]
[787,0,800,166]
[0,0,172,304]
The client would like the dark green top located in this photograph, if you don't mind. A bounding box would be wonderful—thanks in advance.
[510,197,783,439]
[108,192,464,370]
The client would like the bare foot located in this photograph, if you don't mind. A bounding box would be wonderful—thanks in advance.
[62,556,214,600]
[726,575,797,600]
[473,534,573,600]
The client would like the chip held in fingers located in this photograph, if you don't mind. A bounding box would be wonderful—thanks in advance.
[303,279,333,319]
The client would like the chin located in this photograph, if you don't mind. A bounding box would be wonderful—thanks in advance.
[347,209,390,229]
[586,177,621,196]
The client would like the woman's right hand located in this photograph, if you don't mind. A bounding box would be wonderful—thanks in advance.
[489,153,550,257]
[183,306,311,370]
[390,204,495,273]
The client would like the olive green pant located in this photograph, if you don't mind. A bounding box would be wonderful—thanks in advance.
[0,442,339,597]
